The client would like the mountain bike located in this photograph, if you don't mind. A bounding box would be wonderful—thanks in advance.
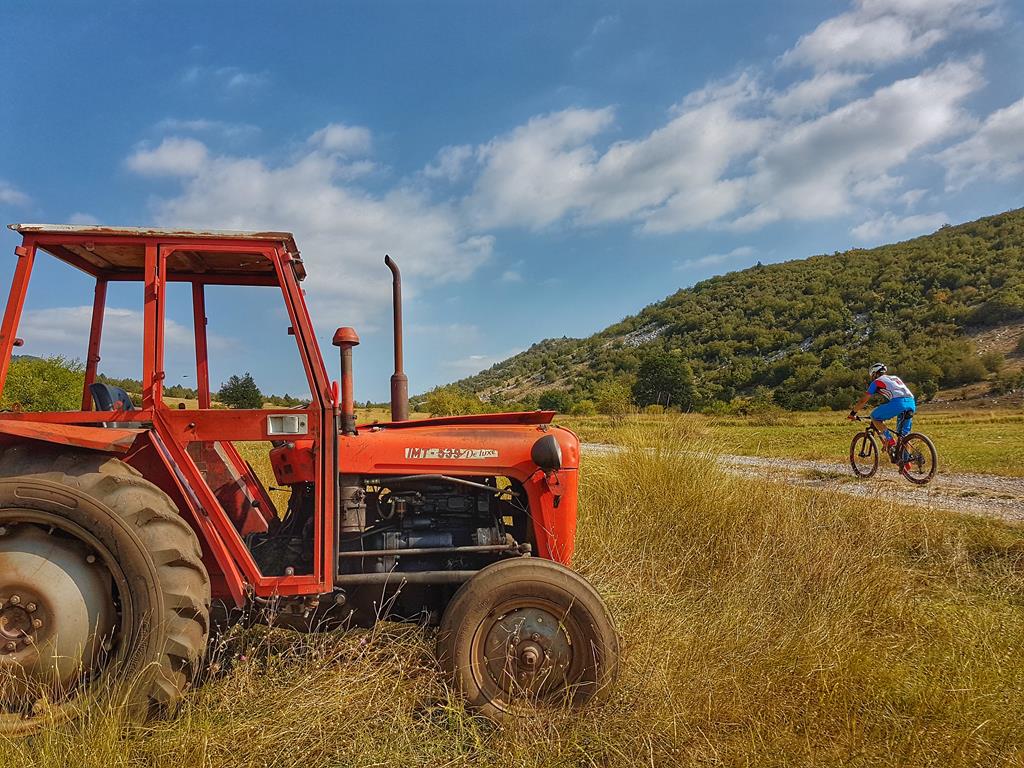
[849,414,937,485]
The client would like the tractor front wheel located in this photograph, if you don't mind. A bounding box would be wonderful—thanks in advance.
[437,558,618,720]
[0,447,210,735]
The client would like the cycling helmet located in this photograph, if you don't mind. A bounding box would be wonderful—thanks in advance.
[868,362,887,378]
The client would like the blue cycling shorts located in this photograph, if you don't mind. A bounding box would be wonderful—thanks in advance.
[871,396,916,435]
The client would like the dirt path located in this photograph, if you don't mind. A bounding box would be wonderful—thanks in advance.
[581,443,1024,522]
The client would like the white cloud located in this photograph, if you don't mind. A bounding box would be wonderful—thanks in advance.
[770,72,867,117]
[443,349,524,375]
[154,118,259,139]
[782,0,1000,69]
[17,306,225,375]
[460,78,771,234]
[130,131,494,325]
[936,96,1024,190]
[449,57,981,236]
[850,211,947,241]
[466,107,616,229]
[423,145,475,182]
[674,246,755,270]
[68,212,100,225]
[500,269,523,283]
[181,65,268,91]
[309,123,373,156]
[899,188,927,208]
[851,173,905,202]
[734,59,982,228]
[0,181,29,207]
[126,137,210,177]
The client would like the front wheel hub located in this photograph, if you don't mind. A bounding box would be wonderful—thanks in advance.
[483,604,574,697]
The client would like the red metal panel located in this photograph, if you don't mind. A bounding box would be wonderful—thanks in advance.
[0,420,139,453]
[142,243,158,408]
[191,283,211,409]
[273,245,335,589]
[82,278,108,409]
[368,411,556,429]
[0,242,36,397]
[154,248,168,405]
[0,410,153,425]
[160,408,321,442]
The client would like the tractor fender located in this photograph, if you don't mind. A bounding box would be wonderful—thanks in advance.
[0,419,140,453]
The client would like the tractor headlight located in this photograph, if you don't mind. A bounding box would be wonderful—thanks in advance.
[531,434,562,472]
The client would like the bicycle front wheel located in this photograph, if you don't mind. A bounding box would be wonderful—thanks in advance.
[899,433,938,485]
[850,431,878,478]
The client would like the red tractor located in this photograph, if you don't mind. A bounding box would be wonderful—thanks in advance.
[0,224,618,732]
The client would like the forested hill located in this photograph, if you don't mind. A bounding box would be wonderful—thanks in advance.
[447,208,1024,412]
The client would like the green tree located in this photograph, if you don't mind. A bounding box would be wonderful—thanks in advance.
[593,380,632,418]
[632,352,695,410]
[424,386,481,416]
[538,390,573,413]
[570,399,597,416]
[218,372,263,409]
[2,356,84,411]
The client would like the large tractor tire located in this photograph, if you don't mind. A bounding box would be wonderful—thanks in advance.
[0,446,211,735]
[437,558,619,720]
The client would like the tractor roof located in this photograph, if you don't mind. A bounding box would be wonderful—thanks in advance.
[7,223,302,281]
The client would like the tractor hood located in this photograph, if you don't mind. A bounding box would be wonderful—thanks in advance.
[359,410,556,429]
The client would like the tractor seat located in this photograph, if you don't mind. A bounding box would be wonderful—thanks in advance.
[89,383,136,412]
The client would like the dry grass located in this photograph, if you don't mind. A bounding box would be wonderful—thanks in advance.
[564,408,1024,476]
[5,430,1024,766]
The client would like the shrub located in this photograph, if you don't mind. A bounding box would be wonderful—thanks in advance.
[538,390,573,413]
[423,386,482,416]
[593,380,632,418]
[570,399,597,416]
[1,356,84,411]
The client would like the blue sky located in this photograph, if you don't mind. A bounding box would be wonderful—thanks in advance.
[1,0,1022,401]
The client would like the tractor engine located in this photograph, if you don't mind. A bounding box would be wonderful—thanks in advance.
[337,477,529,577]
[250,444,531,614]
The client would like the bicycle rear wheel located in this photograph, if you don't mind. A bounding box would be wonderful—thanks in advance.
[849,432,878,478]
[898,433,937,485]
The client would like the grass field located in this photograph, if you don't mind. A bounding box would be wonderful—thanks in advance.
[5,431,1024,766]
[563,407,1024,477]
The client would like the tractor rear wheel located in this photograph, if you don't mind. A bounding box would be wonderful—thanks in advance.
[437,558,618,720]
[0,446,211,735]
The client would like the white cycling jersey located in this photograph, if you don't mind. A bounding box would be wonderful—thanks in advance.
[868,374,913,401]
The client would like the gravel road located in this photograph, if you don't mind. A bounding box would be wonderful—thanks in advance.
[581,443,1024,523]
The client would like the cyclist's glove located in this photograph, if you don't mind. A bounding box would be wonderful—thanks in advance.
[848,409,857,419]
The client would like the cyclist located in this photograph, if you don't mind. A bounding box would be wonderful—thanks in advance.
[848,363,916,461]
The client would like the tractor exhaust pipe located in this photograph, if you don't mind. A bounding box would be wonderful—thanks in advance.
[384,255,409,421]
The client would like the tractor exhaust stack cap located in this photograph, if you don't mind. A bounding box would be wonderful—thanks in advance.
[385,255,409,422]
[332,326,359,435]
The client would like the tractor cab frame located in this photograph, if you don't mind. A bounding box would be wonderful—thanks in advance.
[0,225,336,606]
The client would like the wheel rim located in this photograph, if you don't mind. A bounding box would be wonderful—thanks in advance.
[471,597,587,709]
[0,511,126,730]
[900,437,934,481]
[851,434,876,476]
